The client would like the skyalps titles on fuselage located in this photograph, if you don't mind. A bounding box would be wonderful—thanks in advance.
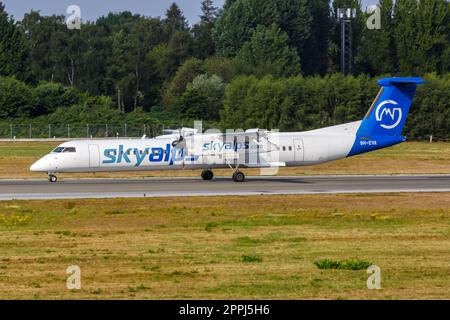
[31,78,425,182]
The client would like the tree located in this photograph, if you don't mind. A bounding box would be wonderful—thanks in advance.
[203,57,240,82]
[275,0,312,69]
[412,0,448,74]
[406,73,450,139]
[74,22,111,96]
[180,74,226,120]
[356,0,396,75]
[213,0,280,57]
[236,24,301,77]
[193,0,218,58]
[164,3,188,38]
[0,77,32,117]
[0,3,30,81]
[394,0,419,74]
[302,0,330,75]
[220,75,256,129]
[144,30,194,104]
[200,0,218,23]
[164,31,194,78]
[22,12,69,83]
[31,82,80,116]
[163,58,204,110]
[128,18,166,110]
[105,30,134,112]
[213,0,321,75]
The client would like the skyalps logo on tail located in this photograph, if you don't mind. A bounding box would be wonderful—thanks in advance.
[348,77,425,157]
[375,100,402,130]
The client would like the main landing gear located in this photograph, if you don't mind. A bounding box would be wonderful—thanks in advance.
[232,171,245,183]
[227,160,245,183]
[201,168,245,182]
[48,174,58,183]
[201,169,214,181]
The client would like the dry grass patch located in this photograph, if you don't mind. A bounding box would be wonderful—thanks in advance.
[0,193,448,299]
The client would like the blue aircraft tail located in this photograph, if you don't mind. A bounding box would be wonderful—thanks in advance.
[348,77,425,156]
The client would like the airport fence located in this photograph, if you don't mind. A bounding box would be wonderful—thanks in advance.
[0,123,447,142]
[0,123,168,139]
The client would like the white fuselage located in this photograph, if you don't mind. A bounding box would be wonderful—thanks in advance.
[30,121,363,174]
[30,77,425,178]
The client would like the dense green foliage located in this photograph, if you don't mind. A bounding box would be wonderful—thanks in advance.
[221,73,450,139]
[0,0,448,139]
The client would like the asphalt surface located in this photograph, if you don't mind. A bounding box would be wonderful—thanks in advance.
[0,175,449,200]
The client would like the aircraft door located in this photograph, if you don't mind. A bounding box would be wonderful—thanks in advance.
[88,145,100,168]
[294,139,304,162]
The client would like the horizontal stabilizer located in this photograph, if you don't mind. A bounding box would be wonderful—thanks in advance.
[377,77,426,86]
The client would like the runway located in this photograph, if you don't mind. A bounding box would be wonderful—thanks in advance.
[0,174,449,200]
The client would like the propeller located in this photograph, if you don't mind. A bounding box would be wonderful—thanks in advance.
[164,127,197,148]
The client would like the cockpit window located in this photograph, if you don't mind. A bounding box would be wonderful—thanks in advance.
[52,147,76,153]
[52,147,65,153]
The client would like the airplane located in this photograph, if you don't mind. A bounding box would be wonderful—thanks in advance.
[30,77,425,183]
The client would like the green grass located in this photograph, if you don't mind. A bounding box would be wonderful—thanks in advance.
[314,259,373,270]
[0,193,448,299]
[242,255,263,263]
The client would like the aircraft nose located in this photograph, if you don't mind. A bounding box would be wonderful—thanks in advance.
[30,158,48,172]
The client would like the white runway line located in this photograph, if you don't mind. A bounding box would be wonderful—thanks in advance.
[1,188,450,201]
[0,175,448,200]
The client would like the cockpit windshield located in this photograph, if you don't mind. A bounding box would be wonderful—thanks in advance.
[52,147,65,153]
[52,147,76,153]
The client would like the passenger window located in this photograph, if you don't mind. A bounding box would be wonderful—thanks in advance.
[282,146,286,151]
[63,147,76,153]
[289,146,292,151]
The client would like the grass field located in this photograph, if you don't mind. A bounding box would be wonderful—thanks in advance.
[0,193,448,299]
[0,141,449,179]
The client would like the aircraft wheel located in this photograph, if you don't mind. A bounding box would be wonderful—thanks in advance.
[48,175,58,183]
[201,169,214,181]
[232,171,245,183]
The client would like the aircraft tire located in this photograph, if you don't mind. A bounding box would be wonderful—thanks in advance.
[201,170,214,181]
[48,175,58,183]
[232,171,245,183]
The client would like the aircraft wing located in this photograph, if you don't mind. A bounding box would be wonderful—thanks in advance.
[214,129,267,141]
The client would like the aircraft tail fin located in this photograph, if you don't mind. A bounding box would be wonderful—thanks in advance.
[348,77,425,157]
[357,77,425,137]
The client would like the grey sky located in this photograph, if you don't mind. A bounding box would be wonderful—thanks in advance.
[2,0,377,25]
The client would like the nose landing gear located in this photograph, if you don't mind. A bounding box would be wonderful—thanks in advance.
[48,174,58,183]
